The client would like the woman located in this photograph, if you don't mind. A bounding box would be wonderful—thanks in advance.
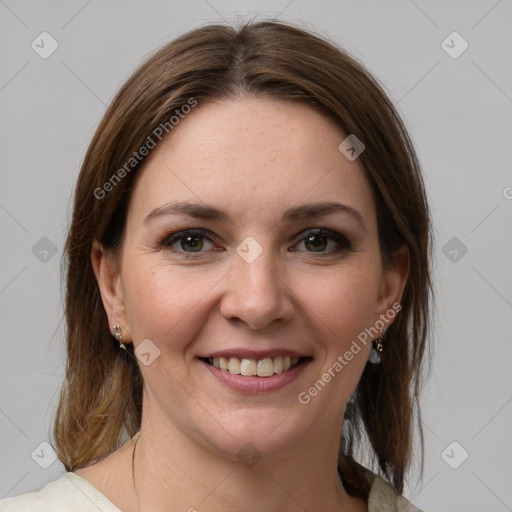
[0,20,432,512]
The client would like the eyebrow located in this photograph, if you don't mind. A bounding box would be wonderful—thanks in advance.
[144,200,367,232]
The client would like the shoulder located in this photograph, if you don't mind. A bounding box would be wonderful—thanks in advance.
[0,472,121,512]
[361,469,424,512]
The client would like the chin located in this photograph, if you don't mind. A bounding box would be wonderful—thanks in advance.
[196,409,312,464]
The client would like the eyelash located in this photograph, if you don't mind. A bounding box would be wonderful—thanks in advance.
[159,228,353,259]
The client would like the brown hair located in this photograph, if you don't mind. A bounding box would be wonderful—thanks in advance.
[54,20,433,499]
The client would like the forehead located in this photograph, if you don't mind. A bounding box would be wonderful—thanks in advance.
[128,98,377,229]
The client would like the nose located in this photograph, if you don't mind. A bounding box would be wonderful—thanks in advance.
[220,250,295,330]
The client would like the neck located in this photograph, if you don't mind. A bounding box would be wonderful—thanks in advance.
[128,412,362,512]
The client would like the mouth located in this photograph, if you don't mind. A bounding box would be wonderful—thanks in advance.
[198,355,312,378]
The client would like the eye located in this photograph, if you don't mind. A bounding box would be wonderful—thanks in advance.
[160,229,217,255]
[159,227,352,258]
[292,228,352,254]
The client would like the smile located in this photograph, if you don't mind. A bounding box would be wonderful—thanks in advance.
[199,354,312,394]
[206,355,303,377]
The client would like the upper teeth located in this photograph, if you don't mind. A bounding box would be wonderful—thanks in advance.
[209,356,300,377]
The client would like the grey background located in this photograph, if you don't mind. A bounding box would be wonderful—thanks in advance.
[1,1,511,510]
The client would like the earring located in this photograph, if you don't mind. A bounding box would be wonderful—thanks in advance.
[113,325,127,351]
[368,326,385,364]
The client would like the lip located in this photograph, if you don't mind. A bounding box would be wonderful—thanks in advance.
[198,357,312,394]
[198,349,310,359]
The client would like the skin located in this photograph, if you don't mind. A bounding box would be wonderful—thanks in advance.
[79,97,409,512]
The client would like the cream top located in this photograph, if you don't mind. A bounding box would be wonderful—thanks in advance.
[0,471,423,511]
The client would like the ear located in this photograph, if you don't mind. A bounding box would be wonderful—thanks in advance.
[91,239,132,343]
[373,244,410,329]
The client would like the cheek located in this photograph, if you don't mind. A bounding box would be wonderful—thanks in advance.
[121,248,381,357]
[294,258,380,347]
[289,261,379,415]
[122,257,228,352]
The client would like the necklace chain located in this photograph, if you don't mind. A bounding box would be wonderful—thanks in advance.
[132,433,140,511]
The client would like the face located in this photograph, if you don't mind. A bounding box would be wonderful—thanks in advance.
[94,97,408,462]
